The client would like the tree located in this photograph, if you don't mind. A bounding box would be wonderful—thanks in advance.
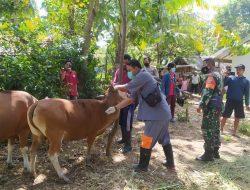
[216,0,250,39]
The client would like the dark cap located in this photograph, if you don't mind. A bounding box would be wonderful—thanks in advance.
[235,64,245,70]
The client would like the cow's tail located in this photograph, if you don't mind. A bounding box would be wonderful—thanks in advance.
[27,102,43,137]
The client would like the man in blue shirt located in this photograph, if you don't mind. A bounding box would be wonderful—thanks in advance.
[221,64,250,137]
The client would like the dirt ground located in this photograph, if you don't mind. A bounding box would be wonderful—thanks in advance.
[0,101,250,190]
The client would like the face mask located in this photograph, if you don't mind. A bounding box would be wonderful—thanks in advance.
[201,66,209,74]
[171,68,176,73]
[127,71,135,80]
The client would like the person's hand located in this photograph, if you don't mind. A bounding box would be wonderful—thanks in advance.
[105,106,117,114]
[197,107,202,113]
[179,91,182,97]
[246,106,250,111]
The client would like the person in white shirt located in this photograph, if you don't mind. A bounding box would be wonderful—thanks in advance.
[191,71,200,94]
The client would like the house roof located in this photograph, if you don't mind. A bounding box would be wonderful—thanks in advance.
[212,35,250,63]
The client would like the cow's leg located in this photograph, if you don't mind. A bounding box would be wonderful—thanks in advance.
[7,138,15,167]
[106,119,119,156]
[30,135,42,177]
[19,129,31,172]
[48,137,70,183]
[86,136,96,165]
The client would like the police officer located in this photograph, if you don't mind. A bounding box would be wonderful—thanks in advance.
[106,59,175,172]
[196,58,223,161]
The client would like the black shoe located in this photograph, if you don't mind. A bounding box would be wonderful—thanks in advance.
[196,150,214,161]
[117,139,125,144]
[134,147,151,172]
[214,147,220,159]
[122,144,132,153]
[134,164,148,172]
[162,144,175,169]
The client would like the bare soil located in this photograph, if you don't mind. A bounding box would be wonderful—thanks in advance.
[0,101,250,190]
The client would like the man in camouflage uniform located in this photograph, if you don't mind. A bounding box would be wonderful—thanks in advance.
[196,58,223,161]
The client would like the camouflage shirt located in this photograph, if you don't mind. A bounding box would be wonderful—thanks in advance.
[199,71,223,109]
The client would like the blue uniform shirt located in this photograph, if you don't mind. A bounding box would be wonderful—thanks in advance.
[224,75,250,106]
[125,70,171,121]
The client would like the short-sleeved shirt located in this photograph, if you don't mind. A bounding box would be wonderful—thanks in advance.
[125,70,171,121]
[224,75,250,106]
[63,70,79,96]
[192,75,199,84]
[113,68,131,85]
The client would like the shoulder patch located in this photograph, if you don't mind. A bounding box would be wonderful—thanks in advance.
[205,75,216,89]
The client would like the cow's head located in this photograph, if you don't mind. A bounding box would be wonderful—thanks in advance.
[105,85,123,106]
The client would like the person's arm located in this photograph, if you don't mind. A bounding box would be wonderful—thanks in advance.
[112,69,119,86]
[75,71,79,84]
[60,69,66,81]
[198,75,216,111]
[244,80,250,110]
[114,84,128,92]
[106,72,146,114]
[161,74,170,95]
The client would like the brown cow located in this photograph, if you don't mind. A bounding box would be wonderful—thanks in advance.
[27,86,123,182]
[0,91,37,172]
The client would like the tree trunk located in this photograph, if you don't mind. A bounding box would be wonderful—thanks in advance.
[82,0,99,65]
[118,0,127,84]
[68,1,76,35]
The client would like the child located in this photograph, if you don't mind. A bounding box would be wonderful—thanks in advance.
[181,76,189,92]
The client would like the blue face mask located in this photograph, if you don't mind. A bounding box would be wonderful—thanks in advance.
[171,68,176,73]
[127,71,135,80]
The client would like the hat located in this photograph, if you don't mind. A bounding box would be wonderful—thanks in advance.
[235,64,245,70]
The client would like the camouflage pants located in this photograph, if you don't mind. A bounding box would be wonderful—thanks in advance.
[201,108,221,152]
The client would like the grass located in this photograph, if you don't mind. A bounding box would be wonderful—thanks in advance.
[203,156,250,190]
[239,121,250,136]
[223,135,233,142]
[154,183,186,190]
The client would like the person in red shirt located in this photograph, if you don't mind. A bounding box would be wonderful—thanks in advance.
[60,60,79,100]
[161,63,181,122]
[112,54,135,153]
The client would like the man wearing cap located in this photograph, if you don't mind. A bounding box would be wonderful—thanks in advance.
[196,58,223,161]
[220,64,250,137]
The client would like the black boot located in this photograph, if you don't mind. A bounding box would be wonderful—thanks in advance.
[162,144,175,169]
[214,147,220,159]
[196,150,214,161]
[134,147,151,172]
[122,131,132,153]
[117,139,125,144]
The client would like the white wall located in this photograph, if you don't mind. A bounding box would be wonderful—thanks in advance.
[232,54,250,80]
